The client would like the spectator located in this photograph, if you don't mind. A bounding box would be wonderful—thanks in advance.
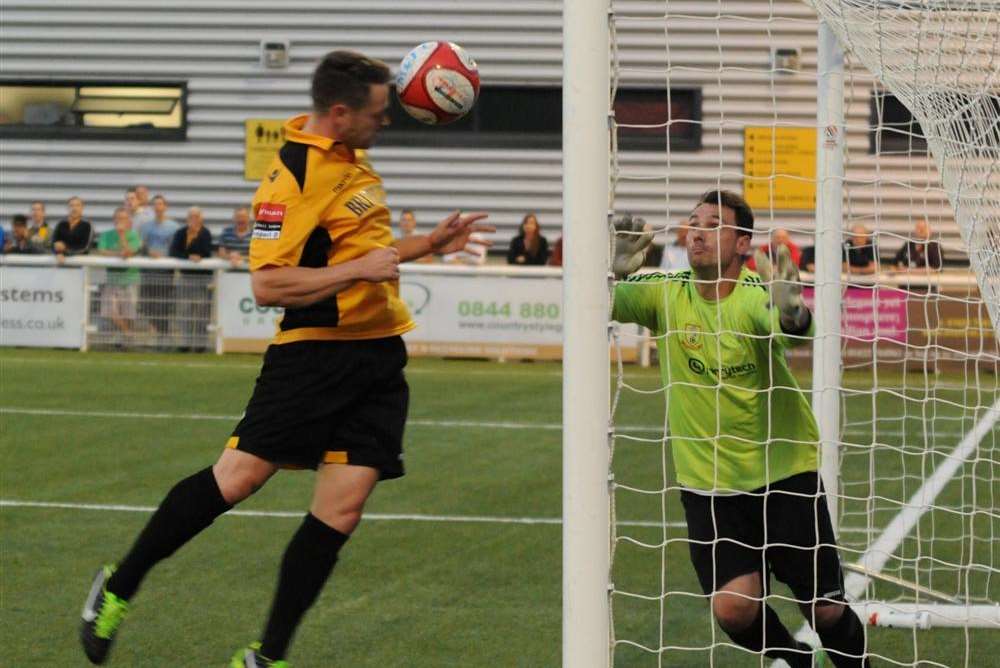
[0,221,6,253]
[170,207,213,351]
[133,185,155,229]
[894,219,943,271]
[52,196,94,258]
[747,228,801,272]
[29,200,50,246]
[443,233,490,265]
[548,236,563,267]
[141,194,180,257]
[170,206,213,260]
[96,207,142,336]
[6,215,39,254]
[843,224,878,275]
[660,224,690,272]
[799,245,816,272]
[217,206,253,267]
[398,209,434,264]
[507,212,550,265]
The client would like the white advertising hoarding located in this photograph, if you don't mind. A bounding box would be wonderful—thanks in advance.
[216,271,283,351]
[0,266,86,348]
[401,272,566,359]
[215,267,637,361]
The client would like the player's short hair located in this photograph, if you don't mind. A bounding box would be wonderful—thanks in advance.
[311,50,392,112]
[113,206,131,218]
[12,214,27,226]
[697,190,754,237]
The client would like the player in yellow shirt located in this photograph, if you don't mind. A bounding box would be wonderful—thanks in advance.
[80,50,492,667]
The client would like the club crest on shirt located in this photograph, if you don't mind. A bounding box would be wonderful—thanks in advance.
[253,202,285,240]
[681,323,703,350]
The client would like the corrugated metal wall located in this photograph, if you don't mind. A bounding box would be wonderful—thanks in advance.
[0,0,965,257]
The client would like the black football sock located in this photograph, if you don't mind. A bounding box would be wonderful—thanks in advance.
[725,604,812,668]
[107,466,231,600]
[260,513,349,660]
[815,606,869,668]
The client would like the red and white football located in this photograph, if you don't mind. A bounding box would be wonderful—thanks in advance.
[395,41,480,125]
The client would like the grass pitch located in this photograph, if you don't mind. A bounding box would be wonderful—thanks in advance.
[1,349,996,666]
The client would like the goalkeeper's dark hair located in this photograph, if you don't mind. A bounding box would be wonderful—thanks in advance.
[697,190,754,237]
[311,50,391,112]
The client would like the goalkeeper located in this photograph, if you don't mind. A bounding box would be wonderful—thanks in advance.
[613,190,868,668]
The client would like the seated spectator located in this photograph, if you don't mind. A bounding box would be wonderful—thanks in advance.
[141,194,180,257]
[170,206,213,261]
[843,224,878,274]
[660,224,690,272]
[6,215,40,254]
[548,236,563,267]
[894,218,943,271]
[398,209,434,264]
[97,207,142,335]
[443,233,490,265]
[29,200,50,247]
[746,228,801,272]
[218,206,253,267]
[799,245,816,272]
[52,196,93,258]
[507,213,550,266]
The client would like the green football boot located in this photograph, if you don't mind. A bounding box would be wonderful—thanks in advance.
[230,642,291,667]
[80,565,130,664]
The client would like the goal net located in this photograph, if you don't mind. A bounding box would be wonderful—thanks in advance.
[600,1,1000,666]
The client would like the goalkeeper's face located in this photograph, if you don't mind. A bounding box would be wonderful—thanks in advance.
[686,203,750,275]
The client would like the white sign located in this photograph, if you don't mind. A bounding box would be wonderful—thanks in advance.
[214,267,638,361]
[401,273,566,359]
[216,271,282,351]
[0,266,86,348]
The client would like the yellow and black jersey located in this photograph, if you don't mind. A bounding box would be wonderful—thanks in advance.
[250,114,414,344]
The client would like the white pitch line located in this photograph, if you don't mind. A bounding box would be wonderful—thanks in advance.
[0,356,569,378]
[0,499,685,529]
[0,406,950,438]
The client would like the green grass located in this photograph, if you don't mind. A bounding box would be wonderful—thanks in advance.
[1,349,997,666]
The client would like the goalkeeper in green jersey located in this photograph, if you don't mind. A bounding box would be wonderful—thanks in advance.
[612,190,869,668]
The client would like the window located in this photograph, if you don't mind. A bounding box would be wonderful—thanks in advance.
[380,85,702,151]
[870,90,926,154]
[0,80,187,140]
[614,88,702,151]
[870,89,1000,155]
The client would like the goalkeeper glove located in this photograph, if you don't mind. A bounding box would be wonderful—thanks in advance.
[612,214,654,279]
[754,244,810,331]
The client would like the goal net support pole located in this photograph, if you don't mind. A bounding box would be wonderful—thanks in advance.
[562,1,611,667]
[814,20,847,532]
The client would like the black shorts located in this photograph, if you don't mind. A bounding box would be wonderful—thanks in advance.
[680,471,845,604]
[227,336,409,479]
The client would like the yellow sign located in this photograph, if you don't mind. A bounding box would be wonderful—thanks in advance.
[743,126,816,210]
[244,119,286,181]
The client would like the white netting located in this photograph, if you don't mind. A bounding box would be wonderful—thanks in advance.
[606,1,1000,666]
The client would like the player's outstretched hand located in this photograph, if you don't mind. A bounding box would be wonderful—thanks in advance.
[429,211,494,256]
[613,213,654,278]
[357,246,400,282]
[754,244,809,329]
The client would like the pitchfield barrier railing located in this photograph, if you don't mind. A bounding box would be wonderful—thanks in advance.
[0,254,989,370]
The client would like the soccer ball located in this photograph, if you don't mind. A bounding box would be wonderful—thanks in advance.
[395,41,480,125]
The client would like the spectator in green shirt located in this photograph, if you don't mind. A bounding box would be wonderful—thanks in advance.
[97,207,142,336]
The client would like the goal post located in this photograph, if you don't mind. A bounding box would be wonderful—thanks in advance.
[562,1,611,667]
